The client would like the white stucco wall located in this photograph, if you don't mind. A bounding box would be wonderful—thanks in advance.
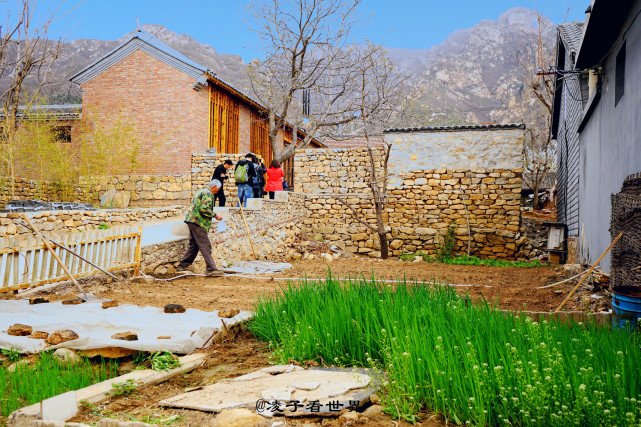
[383,128,525,186]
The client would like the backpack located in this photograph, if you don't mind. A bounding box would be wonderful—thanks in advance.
[235,162,250,184]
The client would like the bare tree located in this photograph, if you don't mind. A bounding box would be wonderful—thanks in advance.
[0,0,67,197]
[514,10,556,209]
[247,0,409,163]
[335,43,409,259]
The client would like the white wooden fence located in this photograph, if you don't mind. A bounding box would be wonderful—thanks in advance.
[0,226,142,294]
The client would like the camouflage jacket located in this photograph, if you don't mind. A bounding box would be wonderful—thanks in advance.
[184,188,214,230]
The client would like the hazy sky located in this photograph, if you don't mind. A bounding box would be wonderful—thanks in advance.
[10,0,587,62]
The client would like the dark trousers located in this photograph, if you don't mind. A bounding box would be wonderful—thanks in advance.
[269,191,275,199]
[213,187,226,207]
[253,186,263,199]
[179,222,217,273]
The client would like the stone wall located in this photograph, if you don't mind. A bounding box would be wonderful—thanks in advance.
[0,206,185,241]
[191,153,250,201]
[83,175,191,207]
[0,178,92,208]
[1,175,191,208]
[294,146,527,259]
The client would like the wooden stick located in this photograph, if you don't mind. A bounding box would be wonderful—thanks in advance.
[237,204,258,260]
[554,232,624,312]
[21,214,90,300]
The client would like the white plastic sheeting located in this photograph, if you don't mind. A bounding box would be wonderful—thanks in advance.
[0,300,252,354]
[223,261,292,275]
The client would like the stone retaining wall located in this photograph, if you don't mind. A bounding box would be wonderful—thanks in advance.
[141,199,304,274]
[1,175,191,208]
[294,147,526,259]
[0,206,185,241]
[82,175,191,207]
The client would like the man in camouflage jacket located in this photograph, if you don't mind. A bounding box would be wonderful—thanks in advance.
[178,179,224,276]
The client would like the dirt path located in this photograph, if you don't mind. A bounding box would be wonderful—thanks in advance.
[12,258,568,312]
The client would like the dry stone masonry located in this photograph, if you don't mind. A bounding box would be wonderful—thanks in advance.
[294,135,526,259]
[1,175,191,208]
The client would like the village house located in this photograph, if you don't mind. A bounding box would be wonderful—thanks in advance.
[70,28,322,177]
[552,0,641,270]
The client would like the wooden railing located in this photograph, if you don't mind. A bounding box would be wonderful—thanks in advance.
[0,226,142,294]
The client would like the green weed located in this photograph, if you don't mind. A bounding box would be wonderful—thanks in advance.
[250,273,641,425]
[111,379,137,397]
[1,347,22,363]
[151,352,181,371]
[400,253,545,268]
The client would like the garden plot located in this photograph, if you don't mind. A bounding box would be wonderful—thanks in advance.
[0,300,252,354]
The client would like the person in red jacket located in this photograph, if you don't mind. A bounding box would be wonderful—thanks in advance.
[265,159,284,199]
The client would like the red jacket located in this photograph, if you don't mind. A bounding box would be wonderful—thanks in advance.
[265,167,284,192]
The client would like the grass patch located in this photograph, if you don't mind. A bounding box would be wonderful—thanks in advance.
[0,351,118,417]
[250,273,641,425]
[400,252,545,268]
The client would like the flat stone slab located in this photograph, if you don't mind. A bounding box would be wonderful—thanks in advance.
[159,367,379,417]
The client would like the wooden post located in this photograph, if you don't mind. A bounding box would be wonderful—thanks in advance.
[134,225,143,275]
[237,204,258,260]
[554,232,623,312]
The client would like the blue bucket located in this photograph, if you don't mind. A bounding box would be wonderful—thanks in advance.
[612,286,641,330]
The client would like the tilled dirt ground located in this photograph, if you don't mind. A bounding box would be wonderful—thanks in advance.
[14,258,568,312]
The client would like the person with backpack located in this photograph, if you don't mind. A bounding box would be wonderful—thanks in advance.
[234,153,256,207]
[251,154,266,199]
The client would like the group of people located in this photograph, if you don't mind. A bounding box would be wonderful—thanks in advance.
[211,153,285,207]
[176,153,285,276]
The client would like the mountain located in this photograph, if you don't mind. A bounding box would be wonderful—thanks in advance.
[6,9,555,125]
[386,7,556,124]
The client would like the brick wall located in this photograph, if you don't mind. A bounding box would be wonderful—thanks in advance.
[294,147,527,259]
[80,49,208,175]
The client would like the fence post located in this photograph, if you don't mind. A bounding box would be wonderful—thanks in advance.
[134,225,143,275]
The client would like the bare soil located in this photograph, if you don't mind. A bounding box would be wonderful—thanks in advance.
[12,258,568,312]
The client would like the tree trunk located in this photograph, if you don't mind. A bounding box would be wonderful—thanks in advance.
[379,231,389,259]
[532,184,540,210]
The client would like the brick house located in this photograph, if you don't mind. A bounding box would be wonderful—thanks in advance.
[70,28,321,178]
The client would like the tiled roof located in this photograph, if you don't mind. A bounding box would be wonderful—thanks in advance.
[323,137,385,148]
[383,123,525,133]
[558,22,585,54]
[0,104,82,120]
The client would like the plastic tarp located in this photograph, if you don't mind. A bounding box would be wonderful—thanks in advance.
[0,300,252,354]
[223,261,292,275]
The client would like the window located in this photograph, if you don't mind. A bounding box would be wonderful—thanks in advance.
[209,86,239,153]
[54,125,72,143]
[615,42,625,106]
[250,111,272,164]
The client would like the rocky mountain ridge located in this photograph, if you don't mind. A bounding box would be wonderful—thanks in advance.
[7,8,556,125]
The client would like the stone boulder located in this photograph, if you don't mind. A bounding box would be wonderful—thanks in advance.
[7,324,32,336]
[214,409,267,427]
[46,330,79,345]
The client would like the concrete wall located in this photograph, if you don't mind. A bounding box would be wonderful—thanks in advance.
[383,128,524,186]
[578,1,641,270]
